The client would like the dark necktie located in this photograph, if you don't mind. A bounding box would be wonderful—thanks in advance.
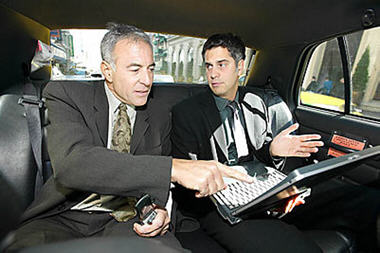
[228,101,249,163]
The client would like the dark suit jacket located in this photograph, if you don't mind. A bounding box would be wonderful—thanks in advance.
[22,81,173,222]
[171,87,283,219]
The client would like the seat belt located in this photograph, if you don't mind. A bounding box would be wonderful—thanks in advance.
[18,79,44,198]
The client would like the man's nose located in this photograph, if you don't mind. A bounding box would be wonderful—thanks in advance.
[140,69,152,86]
[209,68,219,79]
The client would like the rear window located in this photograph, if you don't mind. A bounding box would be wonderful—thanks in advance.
[50,29,255,85]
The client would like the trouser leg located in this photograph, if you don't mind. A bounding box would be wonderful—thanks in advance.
[5,216,82,251]
[6,210,112,251]
[7,209,187,252]
[285,179,380,252]
[102,216,187,252]
[200,210,322,253]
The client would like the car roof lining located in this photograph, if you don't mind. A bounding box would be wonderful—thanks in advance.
[1,0,379,50]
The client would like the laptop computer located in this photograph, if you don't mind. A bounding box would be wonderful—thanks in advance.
[210,145,380,224]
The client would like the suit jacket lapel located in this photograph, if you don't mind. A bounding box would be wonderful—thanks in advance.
[239,88,268,149]
[130,106,149,154]
[200,90,228,161]
[93,83,108,147]
[239,88,255,147]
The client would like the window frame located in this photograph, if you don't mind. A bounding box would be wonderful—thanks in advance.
[296,28,380,122]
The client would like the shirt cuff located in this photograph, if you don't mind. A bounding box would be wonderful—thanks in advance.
[164,183,175,218]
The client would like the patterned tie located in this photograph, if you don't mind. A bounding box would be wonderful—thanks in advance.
[108,103,137,222]
[111,103,131,153]
[228,101,249,160]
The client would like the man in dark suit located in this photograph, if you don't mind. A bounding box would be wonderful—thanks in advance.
[7,24,253,251]
[171,33,325,252]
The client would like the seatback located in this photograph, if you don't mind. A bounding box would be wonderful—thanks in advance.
[0,92,37,211]
[150,83,208,109]
[0,173,22,251]
[0,67,50,208]
[0,2,50,213]
[0,34,37,212]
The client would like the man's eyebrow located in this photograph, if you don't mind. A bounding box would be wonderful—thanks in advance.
[127,63,142,68]
[216,59,229,64]
[205,59,229,65]
[127,62,156,68]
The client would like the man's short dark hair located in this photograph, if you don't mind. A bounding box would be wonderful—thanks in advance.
[202,33,246,65]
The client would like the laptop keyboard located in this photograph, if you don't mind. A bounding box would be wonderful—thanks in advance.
[213,169,287,209]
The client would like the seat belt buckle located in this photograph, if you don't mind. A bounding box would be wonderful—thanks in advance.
[18,96,45,108]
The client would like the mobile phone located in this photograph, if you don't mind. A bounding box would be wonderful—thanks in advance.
[135,194,157,225]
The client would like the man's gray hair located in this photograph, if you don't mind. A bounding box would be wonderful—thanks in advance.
[101,23,152,69]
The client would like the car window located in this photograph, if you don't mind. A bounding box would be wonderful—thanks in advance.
[301,39,344,112]
[50,29,255,85]
[347,28,380,120]
[300,26,380,120]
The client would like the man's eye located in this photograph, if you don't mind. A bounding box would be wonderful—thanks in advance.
[206,65,212,70]
[130,68,140,72]
[219,63,226,68]
[149,66,155,72]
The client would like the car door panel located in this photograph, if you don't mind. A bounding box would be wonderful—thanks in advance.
[295,106,380,185]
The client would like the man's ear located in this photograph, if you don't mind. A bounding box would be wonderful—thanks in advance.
[237,59,245,76]
[101,61,113,83]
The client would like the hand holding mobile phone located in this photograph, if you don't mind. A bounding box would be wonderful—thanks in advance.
[135,194,157,225]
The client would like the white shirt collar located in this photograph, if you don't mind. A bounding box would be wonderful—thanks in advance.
[104,82,123,114]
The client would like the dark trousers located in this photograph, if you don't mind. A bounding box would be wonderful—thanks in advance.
[199,210,322,253]
[6,210,184,252]
[284,178,380,252]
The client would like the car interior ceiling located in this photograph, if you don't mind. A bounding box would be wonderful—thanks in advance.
[0,0,380,252]
[0,0,377,48]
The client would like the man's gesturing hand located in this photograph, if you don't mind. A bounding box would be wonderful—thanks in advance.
[270,123,324,157]
[171,159,254,198]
